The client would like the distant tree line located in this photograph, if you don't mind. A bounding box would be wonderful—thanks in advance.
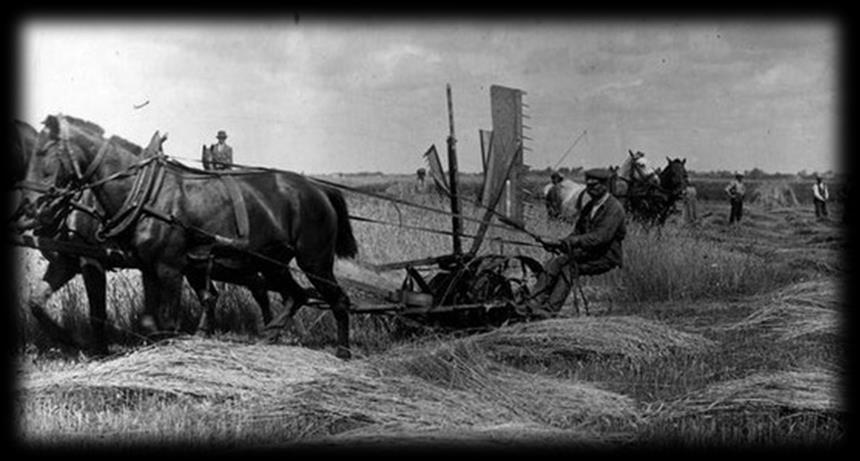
[528,164,840,181]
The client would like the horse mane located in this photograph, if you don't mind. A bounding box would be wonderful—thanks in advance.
[46,114,143,156]
[60,115,106,138]
[108,135,143,156]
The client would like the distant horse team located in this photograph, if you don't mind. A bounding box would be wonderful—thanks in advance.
[543,149,689,226]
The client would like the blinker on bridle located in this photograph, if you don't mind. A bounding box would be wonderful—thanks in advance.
[52,116,111,186]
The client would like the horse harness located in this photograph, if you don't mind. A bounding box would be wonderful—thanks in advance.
[35,132,252,258]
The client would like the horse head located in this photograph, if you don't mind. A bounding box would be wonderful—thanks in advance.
[624,150,658,186]
[17,114,135,233]
[660,157,689,197]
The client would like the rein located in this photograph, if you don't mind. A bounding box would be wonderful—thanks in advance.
[23,125,164,242]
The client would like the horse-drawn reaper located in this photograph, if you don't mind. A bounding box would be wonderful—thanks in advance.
[14,110,548,360]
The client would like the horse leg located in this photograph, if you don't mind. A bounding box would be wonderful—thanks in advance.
[140,265,182,337]
[247,272,272,325]
[140,269,162,336]
[155,264,185,335]
[29,258,86,350]
[185,270,219,336]
[298,260,352,360]
[261,267,308,341]
[79,257,109,356]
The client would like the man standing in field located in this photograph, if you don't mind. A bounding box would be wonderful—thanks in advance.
[683,184,699,225]
[544,171,565,218]
[203,130,234,170]
[725,172,746,225]
[517,168,626,319]
[812,174,829,220]
[415,167,429,193]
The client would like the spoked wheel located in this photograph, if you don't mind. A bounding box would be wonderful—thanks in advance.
[415,255,544,329]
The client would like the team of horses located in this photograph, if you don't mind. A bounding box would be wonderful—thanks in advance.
[542,149,690,226]
[12,115,690,360]
[13,115,357,359]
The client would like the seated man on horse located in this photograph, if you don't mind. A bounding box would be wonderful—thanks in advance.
[517,167,627,319]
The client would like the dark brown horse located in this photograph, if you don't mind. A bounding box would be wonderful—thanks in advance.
[15,131,175,354]
[16,131,280,355]
[19,115,358,359]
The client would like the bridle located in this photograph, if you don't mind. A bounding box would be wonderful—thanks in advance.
[14,116,140,236]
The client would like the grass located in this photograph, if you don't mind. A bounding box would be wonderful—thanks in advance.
[13,175,845,448]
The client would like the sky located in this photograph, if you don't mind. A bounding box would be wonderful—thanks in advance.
[17,16,839,176]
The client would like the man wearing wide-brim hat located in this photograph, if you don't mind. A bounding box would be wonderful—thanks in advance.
[203,130,234,171]
[518,167,627,319]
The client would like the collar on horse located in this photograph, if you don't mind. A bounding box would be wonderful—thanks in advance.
[52,121,166,241]
[96,155,166,241]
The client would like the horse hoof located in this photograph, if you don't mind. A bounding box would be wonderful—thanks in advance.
[335,346,352,360]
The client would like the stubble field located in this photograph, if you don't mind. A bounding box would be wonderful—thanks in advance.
[12,174,846,450]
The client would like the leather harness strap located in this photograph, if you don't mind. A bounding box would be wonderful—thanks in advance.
[220,175,249,240]
[99,159,165,240]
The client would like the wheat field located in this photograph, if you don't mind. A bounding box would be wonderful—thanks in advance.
[13,175,846,449]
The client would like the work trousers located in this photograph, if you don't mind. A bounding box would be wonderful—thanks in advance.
[729,198,743,224]
[814,199,828,219]
[529,252,616,315]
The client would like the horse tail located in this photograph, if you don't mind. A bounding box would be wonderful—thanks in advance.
[322,186,358,259]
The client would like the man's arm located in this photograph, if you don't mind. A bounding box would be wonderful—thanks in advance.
[813,184,823,201]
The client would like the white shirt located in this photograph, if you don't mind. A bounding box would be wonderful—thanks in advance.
[813,182,829,201]
[588,192,610,220]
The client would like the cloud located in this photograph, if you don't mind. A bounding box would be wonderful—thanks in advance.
[591,78,644,94]
[752,61,822,91]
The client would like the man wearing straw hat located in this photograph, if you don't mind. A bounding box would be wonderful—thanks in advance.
[203,130,234,170]
[517,167,626,319]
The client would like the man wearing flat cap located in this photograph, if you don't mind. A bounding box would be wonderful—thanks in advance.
[519,167,627,319]
[203,130,234,170]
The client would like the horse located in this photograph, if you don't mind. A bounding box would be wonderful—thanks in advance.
[14,130,282,355]
[543,176,590,222]
[19,114,358,359]
[16,132,156,355]
[614,150,689,225]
